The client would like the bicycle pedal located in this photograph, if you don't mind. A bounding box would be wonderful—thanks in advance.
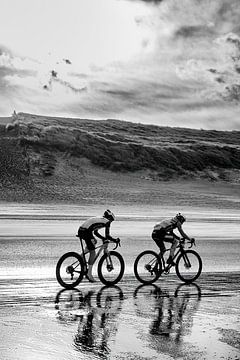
[164,267,170,274]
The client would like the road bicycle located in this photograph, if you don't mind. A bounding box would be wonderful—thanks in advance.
[134,238,202,284]
[55,285,124,316]
[56,236,125,289]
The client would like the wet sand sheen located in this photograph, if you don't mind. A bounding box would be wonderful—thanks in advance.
[0,204,239,359]
[0,273,240,360]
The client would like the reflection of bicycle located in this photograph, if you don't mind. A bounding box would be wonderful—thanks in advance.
[55,286,124,318]
[133,283,201,342]
[55,286,124,358]
[134,238,202,284]
[56,236,125,289]
[96,285,124,314]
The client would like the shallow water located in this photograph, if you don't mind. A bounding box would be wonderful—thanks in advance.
[0,274,239,360]
[0,203,239,278]
[0,203,239,359]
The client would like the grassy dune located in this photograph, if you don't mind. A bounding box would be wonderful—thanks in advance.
[0,112,240,207]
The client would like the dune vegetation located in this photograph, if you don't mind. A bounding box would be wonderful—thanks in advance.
[0,112,240,205]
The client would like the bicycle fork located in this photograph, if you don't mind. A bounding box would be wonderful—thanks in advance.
[182,252,191,269]
[102,247,114,272]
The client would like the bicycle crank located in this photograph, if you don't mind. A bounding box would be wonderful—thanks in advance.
[66,265,74,280]
[107,264,113,272]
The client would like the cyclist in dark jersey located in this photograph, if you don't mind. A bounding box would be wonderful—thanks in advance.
[78,209,117,282]
[152,213,193,266]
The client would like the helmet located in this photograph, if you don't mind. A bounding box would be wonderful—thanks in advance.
[176,213,186,224]
[103,209,115,222]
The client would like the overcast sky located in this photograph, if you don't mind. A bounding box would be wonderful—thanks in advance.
[1,0,240,129]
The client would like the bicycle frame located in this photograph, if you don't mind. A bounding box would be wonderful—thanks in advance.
[78,237,113,272]
[159,241,186,272]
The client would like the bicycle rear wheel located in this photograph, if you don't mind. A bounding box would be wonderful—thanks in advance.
[98,251,125,286]
[56,252,85,289]
[175,250,202,283]
[134,250,162,284]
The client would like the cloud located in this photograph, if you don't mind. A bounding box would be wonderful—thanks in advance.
[0,0,240,130]
[174,25,215,39]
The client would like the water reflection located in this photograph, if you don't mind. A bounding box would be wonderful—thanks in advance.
[55,286,124,358]
[133,283,201,346]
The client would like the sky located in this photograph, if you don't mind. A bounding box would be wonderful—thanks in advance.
[0,0,240,130]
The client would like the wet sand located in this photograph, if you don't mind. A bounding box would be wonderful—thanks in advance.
[0,203,240,359]
[0,273,239,360]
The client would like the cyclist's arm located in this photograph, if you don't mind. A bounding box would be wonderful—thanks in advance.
[93,229,105,241]
[104,223,116,241]
[171,230,180,240]
[176,222,191,240]
[93,224,115,242]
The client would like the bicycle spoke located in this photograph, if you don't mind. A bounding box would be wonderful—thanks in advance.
[98,251,124,286]
[56,252,84,289]
[134,251,162,284]
[176,250,202,283]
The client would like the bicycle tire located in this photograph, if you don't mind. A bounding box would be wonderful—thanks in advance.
[134,250,162,284]
[97,251,125,286]
[56,251,85,289]
[175,250,202,283]
[96,285,124,314]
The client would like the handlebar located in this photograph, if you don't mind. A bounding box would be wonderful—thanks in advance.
[112,238,121,250]
[180,237,196,248]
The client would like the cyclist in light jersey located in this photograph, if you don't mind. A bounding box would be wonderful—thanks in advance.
[152,213,193,266]
[78,209,117,282]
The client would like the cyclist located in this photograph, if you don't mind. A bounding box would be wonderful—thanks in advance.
[152,213,193,266]
[78,209,118,282]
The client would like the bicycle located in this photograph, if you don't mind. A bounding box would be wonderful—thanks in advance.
[134,238,202,284]
[56,236,125,289]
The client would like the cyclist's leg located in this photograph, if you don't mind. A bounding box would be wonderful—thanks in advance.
[165,235,178,265]
[78,228,89,258]
[169,238,178,258]
[84,233,96,282]
[152,229,166,255]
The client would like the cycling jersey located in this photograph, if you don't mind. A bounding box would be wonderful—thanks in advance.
[79,217,110,233]
[153,218,179,233]
[78,217,111,251]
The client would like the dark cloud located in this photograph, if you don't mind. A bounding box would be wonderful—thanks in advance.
[224,84,240,102]
[215,0,240,34]
[208,69,217,74]
[0,64,35,79]
[226,35,240,50]
[216,77,225,84]
[207,69,225,84]
[70,72,90,79]
[217,1,240,23]
[102,89,137,101]
[175,25,215,39]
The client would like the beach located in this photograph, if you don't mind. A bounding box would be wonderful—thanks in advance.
[0,203,240,359]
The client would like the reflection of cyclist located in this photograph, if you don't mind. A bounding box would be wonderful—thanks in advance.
[78,209,117,282]
[73,287,123,358]
[152,213,193,266]
[134,284,201,348]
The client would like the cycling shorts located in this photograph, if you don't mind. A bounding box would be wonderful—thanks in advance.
[152,228,175,251]
[78,227,96,251]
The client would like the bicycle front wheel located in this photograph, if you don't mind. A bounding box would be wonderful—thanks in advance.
[56,252,85,289]
[98,251,125,286]
[175,250,202,283]
[134,250,162,284]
